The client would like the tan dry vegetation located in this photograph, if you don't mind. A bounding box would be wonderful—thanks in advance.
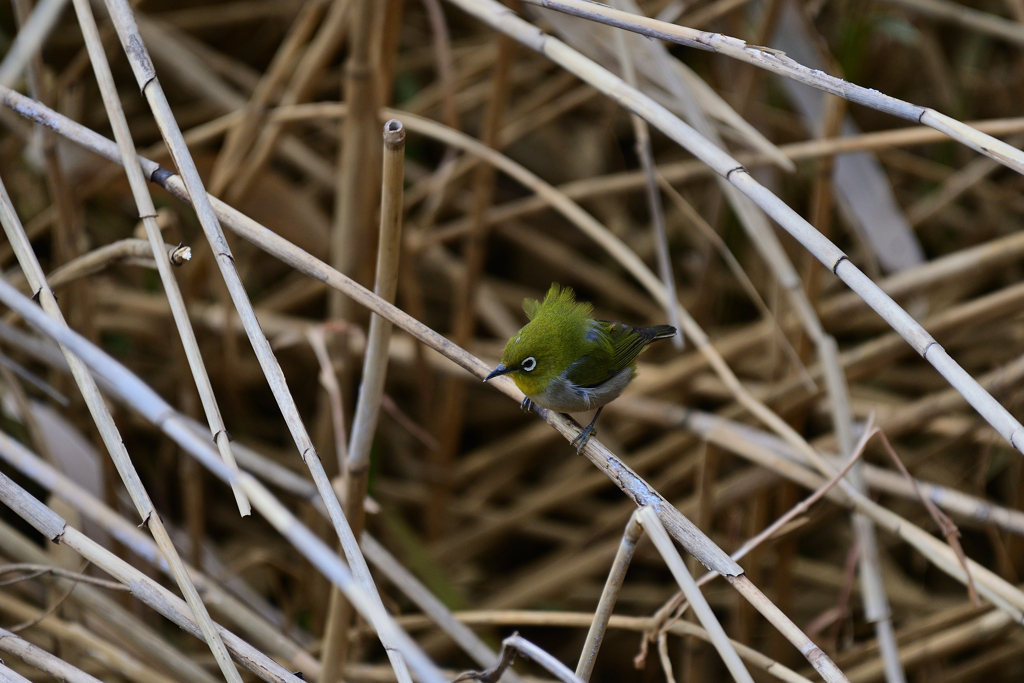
[1,0,1024,682]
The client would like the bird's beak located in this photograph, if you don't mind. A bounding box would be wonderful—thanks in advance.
[484,363,511,382]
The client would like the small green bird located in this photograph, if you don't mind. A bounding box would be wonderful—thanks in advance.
[485,284,676,453]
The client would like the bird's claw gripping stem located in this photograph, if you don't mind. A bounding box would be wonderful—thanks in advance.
[520,397,535,413]
[570,423,597,454]
[570,406,604,455]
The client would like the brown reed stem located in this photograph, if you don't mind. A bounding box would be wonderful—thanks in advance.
[322,119,408,683]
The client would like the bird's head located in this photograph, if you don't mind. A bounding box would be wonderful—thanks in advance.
[484,284,593,398]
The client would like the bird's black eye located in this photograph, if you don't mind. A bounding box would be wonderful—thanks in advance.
[521,357,536,372]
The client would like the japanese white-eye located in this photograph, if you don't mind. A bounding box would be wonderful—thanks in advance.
[485,284,676,453]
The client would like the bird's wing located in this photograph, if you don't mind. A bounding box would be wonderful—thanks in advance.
[605,322,676,374]
[605,322,654,375]
[561,322,661,387]
[563,322,675,388]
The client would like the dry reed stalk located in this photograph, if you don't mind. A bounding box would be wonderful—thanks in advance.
[0,664,31,683]
[0,365,52,466]
[655,175,812,387]
[0,0,68,87]
[639,507,755,683]
[575,511,643,681]
[845,608,1011,682]
[0,627,103,683]
[95,5,417,677]
[0,171,242,681]
[0,519,221,683]
[617,399,1024,536]
[40,239,189,289]
[0,342,494,680]
[322,119,408,682]
[0,593,178,683]
[514,0,1024,172]
[652,401,1024,619]
[456,633,585,683]
[648,419,876,644]
[450,0,1024,470]
[330,0,380,321]
[228,0,353,201]
[0,470,304,683]
[11,0,81,299]
[609,9,682,345]
[361,534,525,683]
[208,0,330,195]
[428,20,514,540]
[424,116,1024,247]
[71,0,250,517]
[0,429,320,677]
[881,0,1024,45]
[0,277,446,683]
[396,610,812,683]
[820,333,905,683]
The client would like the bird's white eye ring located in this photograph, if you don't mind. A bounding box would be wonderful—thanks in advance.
[521,357,536,372]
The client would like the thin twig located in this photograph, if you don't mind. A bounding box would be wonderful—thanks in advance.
[872,427,981,606]
[610,7,682,346]
[0,563,127,591]
[456,633,586,683]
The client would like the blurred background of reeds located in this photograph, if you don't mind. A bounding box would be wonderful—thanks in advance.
[2,0,1024,681]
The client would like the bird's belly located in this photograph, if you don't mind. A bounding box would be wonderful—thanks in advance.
[528,366,633,413]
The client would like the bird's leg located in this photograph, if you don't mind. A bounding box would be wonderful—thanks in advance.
[520,397,535,413]
[570,407,604,454]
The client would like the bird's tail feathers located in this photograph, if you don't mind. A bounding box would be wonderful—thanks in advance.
[647,325,677,341]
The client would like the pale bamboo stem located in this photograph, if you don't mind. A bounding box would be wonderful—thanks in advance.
[0,518,222,683]
[637,507,756,683]
[0,171,242,683]
[71,0,249,517]
[0,627,104,683]
[820,337,905,683]
[347,119,407,501]
[514,0,1024,173]
[0,594,177,683]
[330,0,379,322]
[575,511,643,681]
[209,0,329,194]
[609,10,682,346]
[0,471,302,683]
[0,429,320,678]
[0,277,446,683]
[0,663,32,683]
[97,3,414,677]
[361,534,525,683]
[322,119,408,681]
